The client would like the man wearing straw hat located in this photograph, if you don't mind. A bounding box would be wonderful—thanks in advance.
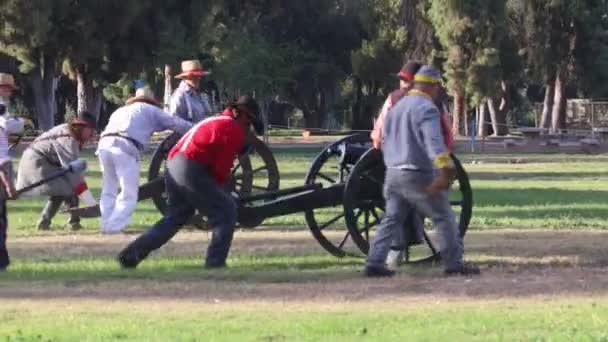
[0,72,26,270]
[97,87,192,234]
[16,111,97,231]
[170,60,213,122]
[364,65,479,277]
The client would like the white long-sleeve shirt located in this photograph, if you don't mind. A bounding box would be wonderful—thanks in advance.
[97,102,192,159]
[0,98,25,164]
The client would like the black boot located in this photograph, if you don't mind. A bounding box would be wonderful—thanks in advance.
[445,262,481,276]
[117,247,149,269]
[363,265,396,278]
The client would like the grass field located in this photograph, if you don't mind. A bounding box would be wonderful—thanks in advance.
[3,146,608,340]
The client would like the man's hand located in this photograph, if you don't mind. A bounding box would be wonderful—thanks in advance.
[426,167,456,195]
[22,117,34,128]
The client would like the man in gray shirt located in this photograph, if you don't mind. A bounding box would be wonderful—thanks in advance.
[169,60,212,123]
[364,65,480,277]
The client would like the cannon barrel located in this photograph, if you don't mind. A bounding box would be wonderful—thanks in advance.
[238,184,344,228]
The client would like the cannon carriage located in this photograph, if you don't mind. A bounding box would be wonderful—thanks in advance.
[72,132,472,263]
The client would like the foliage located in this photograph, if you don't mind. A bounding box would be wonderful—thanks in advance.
[428,0,508,105]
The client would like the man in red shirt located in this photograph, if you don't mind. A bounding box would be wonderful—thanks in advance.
[118,95,261,269]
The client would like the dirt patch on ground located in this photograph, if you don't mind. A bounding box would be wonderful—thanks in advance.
[3,229,608,303]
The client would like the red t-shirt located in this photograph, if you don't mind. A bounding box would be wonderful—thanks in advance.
[169,110,245,185]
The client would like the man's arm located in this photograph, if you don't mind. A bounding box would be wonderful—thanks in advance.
[169,91,187,120]
[419,105,455,194]
[155,107,193,134]
[0,117,25,135]
[371,96,392,149]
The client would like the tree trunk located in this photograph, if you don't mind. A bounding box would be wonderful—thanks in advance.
[551,70,567,133]
[163,64,172,111]
[540,80,555,129]
[28,56,57,131]
[452,90,465,136]
[487,98,509,136]
[477,101,487,137]
[76,67,100,119]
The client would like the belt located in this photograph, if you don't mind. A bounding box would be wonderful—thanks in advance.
[387,163,421,171]
[101,133,143,151]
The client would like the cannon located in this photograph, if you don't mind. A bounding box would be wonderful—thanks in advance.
[70,132,472,263]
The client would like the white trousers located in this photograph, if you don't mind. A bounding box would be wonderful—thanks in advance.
[98,147,140,233]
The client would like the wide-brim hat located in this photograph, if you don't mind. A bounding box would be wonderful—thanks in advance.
[395,61,422,81]
[175,60,211,79]
[71,111,97,129]
[126,87,161,107]
[228,95,260,119]
[0,73,18,89]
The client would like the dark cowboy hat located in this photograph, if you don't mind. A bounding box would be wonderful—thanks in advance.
[228,95,260,118]
[71,111,97,129]
[228,95,264,135]
[395,61,423,81]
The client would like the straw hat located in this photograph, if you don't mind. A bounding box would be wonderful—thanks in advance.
[175,60,211,79]
[126,87,161,107]
[0,73,17,89]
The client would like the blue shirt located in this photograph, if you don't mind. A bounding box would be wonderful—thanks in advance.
[169,81,212,123]
[382,92,448,172]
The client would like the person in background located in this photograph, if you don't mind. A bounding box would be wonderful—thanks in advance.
[169,60,213,123]
[97,87,192,234]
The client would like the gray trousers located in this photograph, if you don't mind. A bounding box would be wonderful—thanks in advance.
[121,153,237,266]
[367,168,463,270]
[40,196,80,225]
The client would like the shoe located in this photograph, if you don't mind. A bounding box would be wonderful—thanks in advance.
[69,222,83,231]
[445,262,481,276]
[36,220,51,231]
[363,265,396,278]
[386,249,405,270]
[117,248,147,269]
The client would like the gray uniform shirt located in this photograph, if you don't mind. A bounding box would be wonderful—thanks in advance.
[16,124,83,197]
[382,93,448,172]
[98,102,192,159]
[169,81,212,123]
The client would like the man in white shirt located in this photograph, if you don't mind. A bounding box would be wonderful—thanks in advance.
[0,72,25,270]
[97,87,192,234]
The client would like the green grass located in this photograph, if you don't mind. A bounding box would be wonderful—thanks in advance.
[9,148,608,232]
[1,299,608,341]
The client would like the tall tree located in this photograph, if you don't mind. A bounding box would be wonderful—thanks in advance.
[0,0,69,130]
[428,0,509,136]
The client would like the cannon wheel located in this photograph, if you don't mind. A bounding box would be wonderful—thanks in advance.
[304,133,371,257]
[148,132,280,227]
[343,148,472,263]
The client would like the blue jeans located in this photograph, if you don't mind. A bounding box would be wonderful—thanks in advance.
[121,153,237,266]
[366,168,464,270]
